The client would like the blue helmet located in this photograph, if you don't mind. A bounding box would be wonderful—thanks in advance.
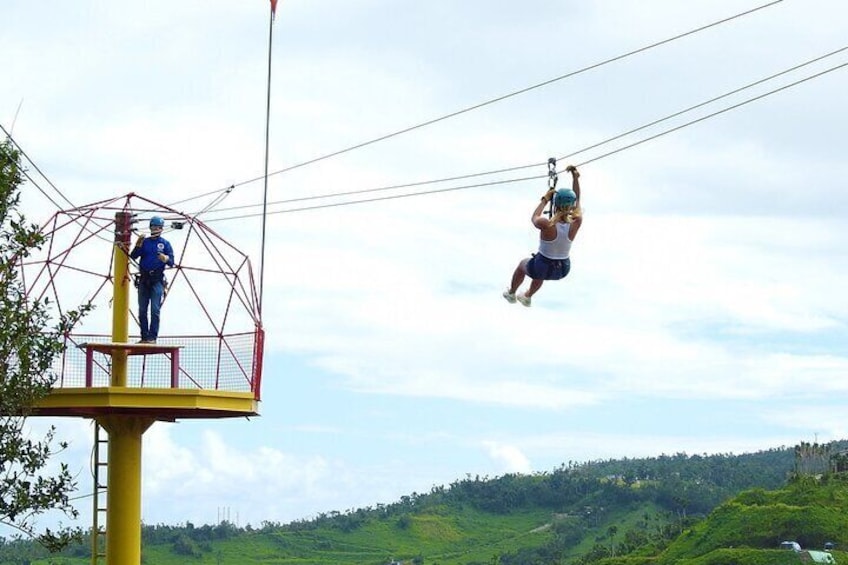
[149,216,165,229]
[553,188,577,209]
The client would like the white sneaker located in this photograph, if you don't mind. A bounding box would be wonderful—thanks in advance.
[502,289,517,303]
[517,293,532,307]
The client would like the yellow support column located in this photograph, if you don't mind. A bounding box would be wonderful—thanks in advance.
[98,415,153,565]
[102,211,154,564]
[111,211,132,385]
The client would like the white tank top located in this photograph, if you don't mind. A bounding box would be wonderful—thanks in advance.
[538,222,572,260]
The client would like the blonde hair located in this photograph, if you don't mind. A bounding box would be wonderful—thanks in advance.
[549,203,582,227]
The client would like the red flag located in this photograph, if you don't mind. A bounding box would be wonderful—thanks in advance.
[270,0,278,17]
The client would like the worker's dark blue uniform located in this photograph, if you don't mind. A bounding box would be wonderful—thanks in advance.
[130,235,174,342]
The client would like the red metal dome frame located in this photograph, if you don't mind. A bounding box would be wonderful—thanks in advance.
[19,193,264,409]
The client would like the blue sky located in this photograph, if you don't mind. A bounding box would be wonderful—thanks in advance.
[3,0,848,533]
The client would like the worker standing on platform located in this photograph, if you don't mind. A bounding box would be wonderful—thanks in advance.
[131,216,174,343]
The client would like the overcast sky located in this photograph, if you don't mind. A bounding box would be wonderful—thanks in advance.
[3,0,848,533]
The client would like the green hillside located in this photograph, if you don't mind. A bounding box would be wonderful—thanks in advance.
[597,474,848,565]
[4,442,847,565]
[656,475,848,564]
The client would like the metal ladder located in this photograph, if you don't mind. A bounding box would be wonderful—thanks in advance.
[91,422,108,565]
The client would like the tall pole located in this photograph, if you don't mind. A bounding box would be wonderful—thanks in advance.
[101,211,154,564]
[100,415,153,565]
[259,1,275,314]
[112,212,131,383]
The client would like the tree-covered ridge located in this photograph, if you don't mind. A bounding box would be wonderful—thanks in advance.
[3,442,831,564]
[444,446,795,515]
[1,441,844,564]
[271,444,799,532]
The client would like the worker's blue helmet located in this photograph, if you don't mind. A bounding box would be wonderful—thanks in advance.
[553,188,577,209]
[149,216,165,229]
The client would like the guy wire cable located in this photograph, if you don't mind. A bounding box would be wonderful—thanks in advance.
[4,127,186,253]
[200,45,847,220]
[170,0,785,210]
[18,168,65,211]
[202,59,848,223]
[2,126,130,246]
[2,123,75,210]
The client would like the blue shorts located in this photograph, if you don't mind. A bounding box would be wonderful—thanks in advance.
[526,254,570,281]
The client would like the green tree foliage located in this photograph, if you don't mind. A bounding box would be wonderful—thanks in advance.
[0,139,88,551]
[793,441,832,478]
[172,533,202,557]
[5,441,848,563]
[657,473,848,564]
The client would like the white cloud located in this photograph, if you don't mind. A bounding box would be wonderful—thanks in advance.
[142,426,337,525]
[483,441,532,474]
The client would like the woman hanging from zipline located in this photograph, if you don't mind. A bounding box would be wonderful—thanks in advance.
[503,164,582,307]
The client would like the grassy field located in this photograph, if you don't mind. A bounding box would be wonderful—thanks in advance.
[31,506,556,565]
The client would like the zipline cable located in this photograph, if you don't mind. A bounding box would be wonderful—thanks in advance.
[573,60,848,168]
[169,0,785,209]
[206,174,548,222]
[202,59,848,223]
[558,45,848,164]
[200,45,847,219]
[192,162,546,216]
